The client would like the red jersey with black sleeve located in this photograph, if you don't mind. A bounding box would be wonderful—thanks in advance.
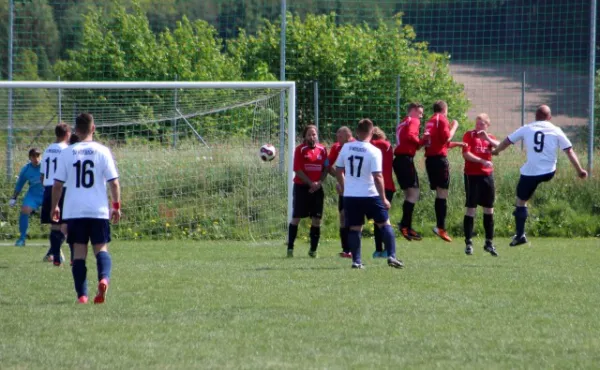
[394,117,421,156]
[462,130,495,176]
[424,113,452,157]
[370,139,396,192]
[293,143,328,185]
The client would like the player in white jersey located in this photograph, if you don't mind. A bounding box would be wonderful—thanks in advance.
[493,105,587,246]
[335,118,403,269]
[51,113,121,304]
[40,123,71,265]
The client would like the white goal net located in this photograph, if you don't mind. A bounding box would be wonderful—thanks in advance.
[0,81,295,241]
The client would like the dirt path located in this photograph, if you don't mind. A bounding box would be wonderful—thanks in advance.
[449,63,589,136]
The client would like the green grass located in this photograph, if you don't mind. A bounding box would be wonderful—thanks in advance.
[1,238,600,369]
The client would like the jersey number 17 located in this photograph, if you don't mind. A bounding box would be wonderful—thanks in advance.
[348,155,363,177]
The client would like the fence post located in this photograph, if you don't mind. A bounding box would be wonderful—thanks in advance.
[521,71,526,151]
[58,76,62,124]
[172,75,178,148]
[314,80,319,131]
[396,75,401,127]
[588,0,597,173]
[6,0,14,181]
[278,0,287,173]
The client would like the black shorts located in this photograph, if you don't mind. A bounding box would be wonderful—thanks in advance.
[344,196,389,227]
[464,174,495,208]
[292,184,324,219]
[385,190,395,203]
[41,186,66,224]
[66,218,112,245]
[425,156,450,190]
[393,155,419,190]
[337,195,344,212]
[516,172,555,201]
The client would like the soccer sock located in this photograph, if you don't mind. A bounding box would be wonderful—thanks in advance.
[71,259,88,298]
[513,206,528,238]
[463,215,474,243]
[347,229,362,264]
[434,198,448,230]
[340,227,350,253]
[287,223,298,250]
[309,226,320,252]
[373,225,384,252]
[483,213,494,242]
[381,225,397,259]
[401,200,415,229]
[18,213,29,239]
[96,251,112,282]
[50,230,66,263]
[69,244,74,263]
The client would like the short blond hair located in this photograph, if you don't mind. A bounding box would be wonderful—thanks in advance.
[476,113,490,125]
[371,126,387,140]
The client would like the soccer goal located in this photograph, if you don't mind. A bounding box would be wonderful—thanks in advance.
[0,81,296,241]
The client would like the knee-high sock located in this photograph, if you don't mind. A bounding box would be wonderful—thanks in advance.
[50,230,66,263]
[434,198,447,229]
[309,226,320,252]
[287,224,298,250]
[18,213,29,239]
[401,201,415,229]
[483,213,494,241]
[348,230,362,264]
[380,224,397,258]
[373,226,384,252]
[95,251,112,282]
[463,215,474,243]
[71,259,88,298]
[513,206,528,238]
[340,227,350,253]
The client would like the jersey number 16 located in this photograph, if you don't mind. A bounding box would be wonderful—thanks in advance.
[74,160,95,188]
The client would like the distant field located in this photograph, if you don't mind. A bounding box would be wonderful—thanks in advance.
[1,238,599,369]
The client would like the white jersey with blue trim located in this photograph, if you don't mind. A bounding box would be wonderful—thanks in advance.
[507,121,572,176]
[41,142,68,186]
[54,141,119,220]
[335,140,382,197]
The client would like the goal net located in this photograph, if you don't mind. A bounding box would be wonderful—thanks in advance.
[0,81,296,241]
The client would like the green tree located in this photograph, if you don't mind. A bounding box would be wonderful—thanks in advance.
[228,12,469,137]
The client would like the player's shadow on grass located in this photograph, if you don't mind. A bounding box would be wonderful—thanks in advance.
[255,266,344,271]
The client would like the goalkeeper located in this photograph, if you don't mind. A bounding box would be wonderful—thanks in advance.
[9,148,44,246]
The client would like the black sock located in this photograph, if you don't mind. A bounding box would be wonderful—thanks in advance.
[434,198,447,229]
[71,259,88,298]
[50,230,65,263]
[287,223,298,250]
[463,215,474,243]
[373,225,384,252]
[483,213,494,241]
[340,227,350,253]
[513,206,528,238]
[401,201,415,229]
[309,226,320,252]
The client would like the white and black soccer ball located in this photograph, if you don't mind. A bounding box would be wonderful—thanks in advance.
[259,144,276,161]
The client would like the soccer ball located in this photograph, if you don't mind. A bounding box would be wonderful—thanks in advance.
[259,144,276,161]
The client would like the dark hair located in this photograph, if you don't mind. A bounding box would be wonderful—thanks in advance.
[407,102,424,112]
[69,133,80,145]
[302,124,318,140]
[357,118,374,134]
[433,100,447,113]
[75,113,94,136]
[55,122,71,139]
[28,148,41,157]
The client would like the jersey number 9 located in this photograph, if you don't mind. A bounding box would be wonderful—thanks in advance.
[533,131,545,153]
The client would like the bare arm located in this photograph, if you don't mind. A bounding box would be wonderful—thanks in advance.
[492,137,512,155]
[335,167,345,193]
[295,170,313,186]
[50,180,64,221]
[108,179,122,224]
[463,151,492,168]
[373,172,389,209]
[447,120,459,142]
[564,148,588,178]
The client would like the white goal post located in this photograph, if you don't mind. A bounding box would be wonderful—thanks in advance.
[1,81,296,241]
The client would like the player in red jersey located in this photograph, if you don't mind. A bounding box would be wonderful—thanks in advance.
[288,125,328,258]
[370,126,396,258]
[393,102,425,242]
[461,113,499,256]
[422,100,463,242]
[328,126,354,258]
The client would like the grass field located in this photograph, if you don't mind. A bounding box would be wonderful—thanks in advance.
[1,237,600,369]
